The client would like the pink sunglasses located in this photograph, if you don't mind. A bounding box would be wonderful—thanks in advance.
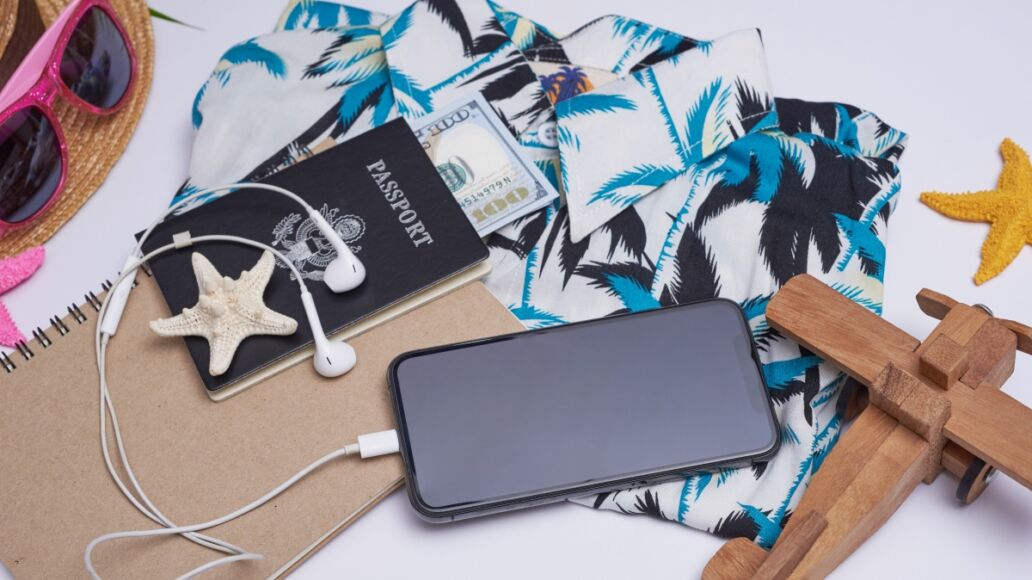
[0,0,137,237]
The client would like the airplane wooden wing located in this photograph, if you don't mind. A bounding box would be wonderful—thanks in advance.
[703,274,1032,579]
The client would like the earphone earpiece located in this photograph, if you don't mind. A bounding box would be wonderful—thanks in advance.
[323,248,366,293]
[300,289,357,377]
[308,210,367,293]
[312,338,357,378]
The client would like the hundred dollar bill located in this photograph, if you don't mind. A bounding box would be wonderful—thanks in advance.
[410,93,560,236]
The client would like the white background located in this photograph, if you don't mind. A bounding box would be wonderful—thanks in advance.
[4,0,1032,578]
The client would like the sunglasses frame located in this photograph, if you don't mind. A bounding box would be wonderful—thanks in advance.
[0,0,137,236]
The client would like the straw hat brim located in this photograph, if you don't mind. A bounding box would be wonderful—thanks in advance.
[0,0,154,258]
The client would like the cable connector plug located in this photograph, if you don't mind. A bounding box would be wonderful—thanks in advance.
[356,430,400,459]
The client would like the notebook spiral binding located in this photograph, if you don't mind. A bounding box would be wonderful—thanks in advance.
[2,266,154,374]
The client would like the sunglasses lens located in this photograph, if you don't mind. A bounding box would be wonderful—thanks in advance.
[0,107,62,224]
[60,7,132,109]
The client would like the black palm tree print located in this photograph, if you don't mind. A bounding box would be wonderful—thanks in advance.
[695,137,890,286]
[538,205,648,289]
[659,222,721,305]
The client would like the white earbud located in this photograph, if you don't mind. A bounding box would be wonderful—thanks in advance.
[309,210,366,293]
[301,289,356,377]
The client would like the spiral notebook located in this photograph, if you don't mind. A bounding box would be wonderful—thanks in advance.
[0,274,521,579]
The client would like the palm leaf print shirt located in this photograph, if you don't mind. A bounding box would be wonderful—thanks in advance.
[185,0,907,547]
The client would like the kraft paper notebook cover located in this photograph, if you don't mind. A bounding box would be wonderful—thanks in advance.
[0,274,522,579]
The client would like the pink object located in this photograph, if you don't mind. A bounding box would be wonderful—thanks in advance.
[0,0,137,236]
[0,246,45,347]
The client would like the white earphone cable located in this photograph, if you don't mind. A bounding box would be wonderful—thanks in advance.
[88,238,370,579]
[131,183,316,260]
[85,188,388,580]
[94,236,309,560]
[89,237,309,577]
[85,444,359,579]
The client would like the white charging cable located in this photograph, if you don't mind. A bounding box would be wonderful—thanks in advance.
[86,227,396,578]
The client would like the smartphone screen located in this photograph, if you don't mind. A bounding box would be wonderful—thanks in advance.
[388,299,779,521]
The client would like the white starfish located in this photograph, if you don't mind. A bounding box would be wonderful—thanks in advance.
[150,251,298,376]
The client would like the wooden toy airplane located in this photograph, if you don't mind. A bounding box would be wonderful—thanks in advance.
[703,274,1032,580]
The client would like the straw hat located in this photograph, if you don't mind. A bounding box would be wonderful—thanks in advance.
[0,0,153,258]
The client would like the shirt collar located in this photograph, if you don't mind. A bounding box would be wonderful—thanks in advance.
[378,0,552,135]
[376,1,778,241]
[554,28,778,241]
[529,15,704,77]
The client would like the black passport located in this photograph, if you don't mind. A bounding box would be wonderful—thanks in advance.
[141,119,489,394]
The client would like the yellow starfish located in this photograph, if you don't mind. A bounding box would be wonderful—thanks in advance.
[921,138,1032,285]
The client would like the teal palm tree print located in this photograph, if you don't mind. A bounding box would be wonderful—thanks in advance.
[193,39,286,128]
[282,1,376,29]
[713,131,814,203]
[835,178,899,279]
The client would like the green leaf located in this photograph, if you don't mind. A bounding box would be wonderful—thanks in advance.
[148,7,203,31]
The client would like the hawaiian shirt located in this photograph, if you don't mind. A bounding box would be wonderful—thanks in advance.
[183,0,907,548]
